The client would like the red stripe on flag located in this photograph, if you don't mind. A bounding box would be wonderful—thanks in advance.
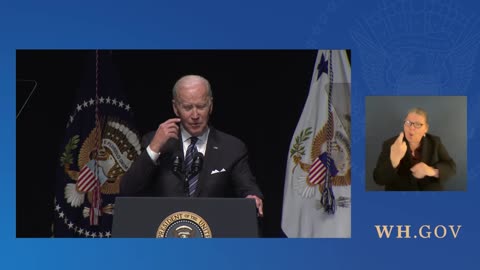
[78,172,95,185]
[309,157,330,185]
[78,166,91,179]
[310,166,326,184]
[78,173,95,190]
[311,163,325,178]
[81,180,96,192]
[90,183,101,225]
[78,166,97,192]
[318,169,327,184]
[310,160,321,171]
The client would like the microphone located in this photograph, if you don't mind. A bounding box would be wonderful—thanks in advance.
[172,155,183,174]
[172,154,189,196]
[190,152,204,176]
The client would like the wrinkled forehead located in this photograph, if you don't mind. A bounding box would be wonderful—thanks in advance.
[175,89,211,103]
[176,80,209,97]
[405,112,427,123]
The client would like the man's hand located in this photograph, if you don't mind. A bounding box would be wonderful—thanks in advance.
[390,132,407,168]
[246,195,263,217]
[410,162,438,179]
[149,118,181,153]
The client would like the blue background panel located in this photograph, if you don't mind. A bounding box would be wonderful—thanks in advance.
[2,0,480,269]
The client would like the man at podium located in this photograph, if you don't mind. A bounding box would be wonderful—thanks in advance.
[120,75,264,217]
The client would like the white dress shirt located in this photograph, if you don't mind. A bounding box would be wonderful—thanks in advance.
[146,126,210,162]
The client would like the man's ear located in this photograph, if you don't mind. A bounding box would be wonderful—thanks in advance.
[172,100,179,116]
[209,98,213,114]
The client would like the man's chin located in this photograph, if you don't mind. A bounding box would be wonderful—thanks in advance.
[186,125,205,136]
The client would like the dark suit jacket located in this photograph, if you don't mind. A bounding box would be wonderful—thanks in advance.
[120,127,263,198]
[373,133,456,191]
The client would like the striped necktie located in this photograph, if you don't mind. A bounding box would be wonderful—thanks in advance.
[185,137,199,196]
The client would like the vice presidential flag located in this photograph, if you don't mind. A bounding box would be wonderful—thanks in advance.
[54,51,141,237]
[281,50,351,238]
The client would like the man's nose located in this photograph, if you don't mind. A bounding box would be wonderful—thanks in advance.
[192,108,199,118]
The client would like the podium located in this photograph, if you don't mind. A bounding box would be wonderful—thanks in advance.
[112,197,259,238]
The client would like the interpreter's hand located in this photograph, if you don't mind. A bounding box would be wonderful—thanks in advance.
[246,195,264,217]
[410,162,438,179]
[390,132,407,168]
[149,118,181,153]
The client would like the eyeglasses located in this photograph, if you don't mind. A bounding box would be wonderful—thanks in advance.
[404,120,424,129]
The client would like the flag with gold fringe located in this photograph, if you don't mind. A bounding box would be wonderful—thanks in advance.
[54,50,141,237]
[282,50,351,238]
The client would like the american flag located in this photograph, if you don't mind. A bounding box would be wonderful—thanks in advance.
[77,164,99,192]
[308,152,338,185]
[77,161,103,224]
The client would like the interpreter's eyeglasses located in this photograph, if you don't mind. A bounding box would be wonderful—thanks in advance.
[404,120,424,129]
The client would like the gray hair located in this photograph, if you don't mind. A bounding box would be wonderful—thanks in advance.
[406,107,428,124]
[172,75,213,100]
